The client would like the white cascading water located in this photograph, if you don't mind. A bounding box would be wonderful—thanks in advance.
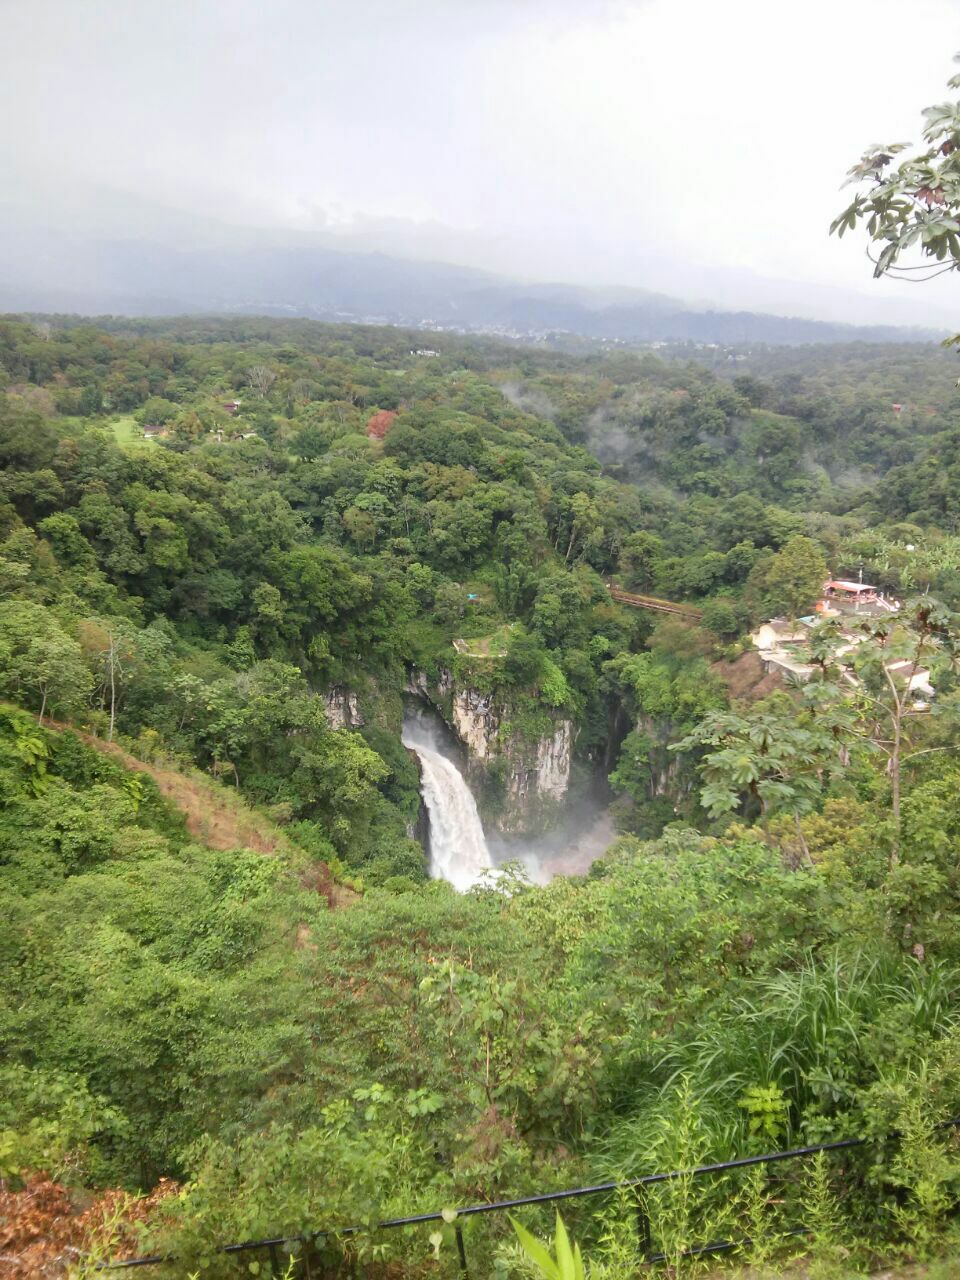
[402,715,493,891]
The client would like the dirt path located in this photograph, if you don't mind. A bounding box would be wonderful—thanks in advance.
[41,717,289,854]
[39,718,355,906]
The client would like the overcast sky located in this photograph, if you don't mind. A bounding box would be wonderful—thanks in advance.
[2,0,959,323]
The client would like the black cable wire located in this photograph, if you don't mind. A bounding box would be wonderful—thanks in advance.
[96,1117,960,1270]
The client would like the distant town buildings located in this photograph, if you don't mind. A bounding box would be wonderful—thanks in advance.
[208,429,259,444]
[751,578,933,702]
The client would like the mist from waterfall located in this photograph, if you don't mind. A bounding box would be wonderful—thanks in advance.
[402,711,493,892]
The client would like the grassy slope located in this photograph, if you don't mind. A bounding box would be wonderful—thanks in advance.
[38,715,350,904]
[107,414,155,447]
[82,735,294,855]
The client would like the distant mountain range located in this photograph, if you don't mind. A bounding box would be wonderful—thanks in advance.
[0,206,943,346]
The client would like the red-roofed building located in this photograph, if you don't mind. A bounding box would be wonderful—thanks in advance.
[817,579,900,616]
[823,579,878,604]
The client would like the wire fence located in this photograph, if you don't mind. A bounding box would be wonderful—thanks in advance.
[97,1118,960,1276]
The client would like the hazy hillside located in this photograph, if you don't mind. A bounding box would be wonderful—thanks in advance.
[0,208,940,345]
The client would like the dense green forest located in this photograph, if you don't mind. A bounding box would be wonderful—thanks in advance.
[5,315,960,1276]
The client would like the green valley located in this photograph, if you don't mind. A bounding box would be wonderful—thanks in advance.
[3,313,960,1275]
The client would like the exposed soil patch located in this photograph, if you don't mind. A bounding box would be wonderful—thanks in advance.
[711,649,786,704]
[41,719,287,854]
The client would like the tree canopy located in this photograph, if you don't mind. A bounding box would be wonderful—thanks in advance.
[3,315,960,1274]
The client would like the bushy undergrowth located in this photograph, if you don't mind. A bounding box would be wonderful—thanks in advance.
[4,319,960,1274]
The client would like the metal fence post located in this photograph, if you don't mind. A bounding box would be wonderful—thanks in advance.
[636,1196,652,1260]
[454,1224,469,1277]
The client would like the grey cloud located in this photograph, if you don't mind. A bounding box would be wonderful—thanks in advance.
[0,0,957,327]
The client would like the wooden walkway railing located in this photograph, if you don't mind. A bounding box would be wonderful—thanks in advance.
[608,588,702,620]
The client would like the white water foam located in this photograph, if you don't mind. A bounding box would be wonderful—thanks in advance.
[402,721,493,891]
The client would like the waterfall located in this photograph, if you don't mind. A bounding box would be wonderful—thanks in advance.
[402,716,493,891]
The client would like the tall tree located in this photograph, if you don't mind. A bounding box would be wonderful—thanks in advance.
[0,601,93,722]
[745,535,828,620]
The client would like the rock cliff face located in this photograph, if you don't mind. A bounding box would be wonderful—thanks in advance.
[635,713,694,804]
[535,719,576,800]
[406,668,453,702]
[493,717,575,834]
[404,746,432,857]
[410,669,575,834]
[321,687,364,731]
[450,687,496,761]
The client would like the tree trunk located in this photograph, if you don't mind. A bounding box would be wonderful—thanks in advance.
[889,718,901,870]
[882,664,904,871]
[564,524,578,563]
[755,787,773,847]
[794,813,814,870]
[107,634,117,743]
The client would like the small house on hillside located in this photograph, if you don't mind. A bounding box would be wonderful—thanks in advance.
[141,423,168,439]
[752,619,808,651]
[885,659,934,699]
[223,399,242,414]
[750,618,816,680]
[752,614,933,702]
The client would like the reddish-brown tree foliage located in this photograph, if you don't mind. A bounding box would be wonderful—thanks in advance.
[0,1175,176,1277]
[365,409,397,439]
